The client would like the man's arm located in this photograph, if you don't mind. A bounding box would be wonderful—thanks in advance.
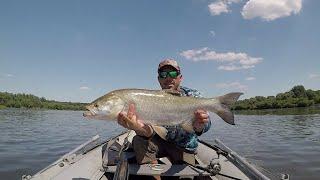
[117,104,154,138]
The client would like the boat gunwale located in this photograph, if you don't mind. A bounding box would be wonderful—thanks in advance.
[25,131,273,180]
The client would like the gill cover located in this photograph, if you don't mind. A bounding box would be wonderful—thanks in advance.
[92,94,125,120]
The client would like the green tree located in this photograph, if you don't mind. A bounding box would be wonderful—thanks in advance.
[291,85,307,98]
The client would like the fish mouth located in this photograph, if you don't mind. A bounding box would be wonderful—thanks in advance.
[83,106,108,120]
[83,105,96,118]
[83,110,111,120]
[83,111,93,117]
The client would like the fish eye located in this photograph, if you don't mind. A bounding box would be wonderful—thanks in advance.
[94,104,99,108]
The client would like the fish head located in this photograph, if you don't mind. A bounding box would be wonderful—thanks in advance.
[83,93,125,120]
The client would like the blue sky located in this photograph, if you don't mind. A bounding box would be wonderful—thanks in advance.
[1,0,319,103]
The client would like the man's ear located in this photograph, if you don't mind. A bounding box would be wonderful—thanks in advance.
[178,75,183,82]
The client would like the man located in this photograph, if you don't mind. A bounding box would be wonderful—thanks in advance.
[117,59,211,166]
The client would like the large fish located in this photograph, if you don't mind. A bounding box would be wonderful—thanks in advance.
[83,89,242,133]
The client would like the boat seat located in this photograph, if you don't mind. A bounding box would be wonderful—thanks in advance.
[105,156,210,177]
[103,147,210,177]
[102,137,197,166]
[101,134,210,177]
[182,151,196,166]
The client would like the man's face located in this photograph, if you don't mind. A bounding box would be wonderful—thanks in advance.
[158,66,182,90]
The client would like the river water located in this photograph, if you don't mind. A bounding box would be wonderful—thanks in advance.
[0,108,319,179]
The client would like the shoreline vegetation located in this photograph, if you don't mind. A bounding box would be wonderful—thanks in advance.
[0,85,319,112]
[234,104,320,115]
[0,92,87,111]
[232,85,320,110]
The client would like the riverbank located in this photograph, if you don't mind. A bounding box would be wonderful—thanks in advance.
[0,92,87,111]
[234,104,320,115]
[0,103,86,111]
[233,85,320,110]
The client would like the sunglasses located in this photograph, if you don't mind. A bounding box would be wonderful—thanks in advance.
[158,70,180,79]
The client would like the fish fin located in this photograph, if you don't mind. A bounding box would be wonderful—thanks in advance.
[180,120,195,133]
[218,92,243,107]
[163,89,181,96]
[215,92,243,125]
[216,104,235,125]
[151,125,168,140]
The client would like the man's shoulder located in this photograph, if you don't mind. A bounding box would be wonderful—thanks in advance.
[180,86,202,97]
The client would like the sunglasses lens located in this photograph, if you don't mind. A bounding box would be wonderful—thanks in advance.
[168,71,178,78]
[159,72,168,78]
[159,71,179,79]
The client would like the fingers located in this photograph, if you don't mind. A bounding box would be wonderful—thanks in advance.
[195,109,206,114]
[122,115,131,128]
[127,103,136,119]
[194,109,209,123]
[117,112,127,127]
[117,104,139,130]
[118,113,133,129]
[194,109,208,118]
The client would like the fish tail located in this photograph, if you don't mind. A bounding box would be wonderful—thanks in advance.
[218,92,243,107]
[214,92,243,125]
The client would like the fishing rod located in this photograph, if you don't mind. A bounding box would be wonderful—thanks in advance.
[186,162,243,180]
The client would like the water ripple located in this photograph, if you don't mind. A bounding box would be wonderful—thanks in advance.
[1,108,320,179]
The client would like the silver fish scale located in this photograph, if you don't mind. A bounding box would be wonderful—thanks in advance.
[86,89,241,126]
[118,90,213,126]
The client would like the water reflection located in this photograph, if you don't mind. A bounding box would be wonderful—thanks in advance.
[202,110,320,179]
[0,108,124,179]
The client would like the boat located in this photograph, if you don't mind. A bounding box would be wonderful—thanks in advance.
[22,130,289,180]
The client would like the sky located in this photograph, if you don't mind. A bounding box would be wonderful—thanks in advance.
[0,0,319,103]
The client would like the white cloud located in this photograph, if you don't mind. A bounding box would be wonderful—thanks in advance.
[241,0,302,21]
[6,74,14,77]
[180,47,262,71]
[246,77,256,81]
[210,30,216,38]
[79,86,90,90]
[209,1,229,15]
[208,0,242,16]
[180,47,208,60]
[309,74,320,79]
[215,82,248,91]
[218,65,254,71]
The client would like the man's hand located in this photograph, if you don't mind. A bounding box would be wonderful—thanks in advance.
[118,104,144,130]
[193,109,209,133]
[117,104,153,137]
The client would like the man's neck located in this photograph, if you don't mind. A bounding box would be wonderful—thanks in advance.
[163,86,181,92]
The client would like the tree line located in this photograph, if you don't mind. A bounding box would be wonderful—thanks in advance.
[1,85,319,111]
[0,92,87,111]
[232,85,320,110]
